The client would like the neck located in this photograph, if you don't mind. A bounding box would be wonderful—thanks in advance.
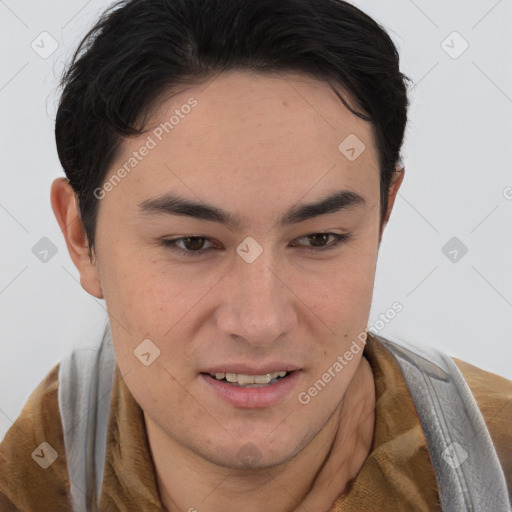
[147,356,376,512]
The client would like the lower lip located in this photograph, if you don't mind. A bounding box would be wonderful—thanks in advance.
[200,371,302,409]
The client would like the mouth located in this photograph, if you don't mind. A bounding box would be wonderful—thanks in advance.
[203,370,293,388]
[200,368,301,408]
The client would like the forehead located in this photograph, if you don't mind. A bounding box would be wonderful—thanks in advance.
[102,70,380,218]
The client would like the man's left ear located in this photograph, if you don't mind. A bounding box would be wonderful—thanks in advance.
[379,164,405,238]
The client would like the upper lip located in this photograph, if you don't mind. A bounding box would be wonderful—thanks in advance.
[201,363,301,375]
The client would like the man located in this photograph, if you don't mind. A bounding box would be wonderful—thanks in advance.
[1,0,510,510]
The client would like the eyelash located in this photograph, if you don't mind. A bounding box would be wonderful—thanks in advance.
[160,233,352,258]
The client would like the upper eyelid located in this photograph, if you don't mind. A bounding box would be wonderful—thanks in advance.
[165,232,346,242]
[292,231,350,246]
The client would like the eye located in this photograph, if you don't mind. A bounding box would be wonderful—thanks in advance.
[161,236,215,257]
[290,232,351,252]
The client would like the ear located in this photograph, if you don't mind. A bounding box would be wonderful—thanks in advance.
[50,177,104,299]
[379,164,405,241]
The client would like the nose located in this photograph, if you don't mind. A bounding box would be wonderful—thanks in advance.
[214,252,298,347]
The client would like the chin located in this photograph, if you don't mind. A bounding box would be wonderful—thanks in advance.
[198,434,306,471]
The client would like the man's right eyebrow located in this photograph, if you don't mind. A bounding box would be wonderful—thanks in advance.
[138,194,241,228]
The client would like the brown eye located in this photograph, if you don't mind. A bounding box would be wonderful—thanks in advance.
[161,236,215,257]
[291,233,351,252]
[181,237,208,251]
[306,233,331,247]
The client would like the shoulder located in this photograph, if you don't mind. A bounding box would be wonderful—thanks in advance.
[453,357,512,499]
[0,363,73,511]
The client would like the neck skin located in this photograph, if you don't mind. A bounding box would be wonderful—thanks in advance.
[145,356,376,512]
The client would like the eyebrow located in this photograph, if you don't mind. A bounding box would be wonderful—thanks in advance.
[138,189,366,229]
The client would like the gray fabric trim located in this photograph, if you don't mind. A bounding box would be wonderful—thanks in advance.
[58,322,117,512]
[377,336,511,512]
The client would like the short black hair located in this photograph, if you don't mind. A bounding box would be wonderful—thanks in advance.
[55,0,411,260]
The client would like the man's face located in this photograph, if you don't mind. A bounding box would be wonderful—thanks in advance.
[93,71,382,468]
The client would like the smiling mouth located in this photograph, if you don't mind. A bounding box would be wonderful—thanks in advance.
[203,371,293,387]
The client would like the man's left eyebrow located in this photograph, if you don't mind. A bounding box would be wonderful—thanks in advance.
[137,189,366,228]
[279,189,366,226]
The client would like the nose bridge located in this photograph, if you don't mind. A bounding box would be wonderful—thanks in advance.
[240,255,279,305]
[237,253,283,319]
[216,249,296,342]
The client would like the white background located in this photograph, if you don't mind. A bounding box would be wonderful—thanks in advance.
[1,0,511,440]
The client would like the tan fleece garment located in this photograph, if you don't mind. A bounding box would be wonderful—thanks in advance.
[1,334,510,511]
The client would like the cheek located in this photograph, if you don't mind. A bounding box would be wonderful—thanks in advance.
[296,244,377,331]
[97,240,187,332]
[123,363,188,411]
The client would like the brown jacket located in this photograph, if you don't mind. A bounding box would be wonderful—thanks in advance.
[1,334,511,511]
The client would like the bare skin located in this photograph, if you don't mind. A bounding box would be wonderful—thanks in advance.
[153,356,376,512]
[51,70,404,511]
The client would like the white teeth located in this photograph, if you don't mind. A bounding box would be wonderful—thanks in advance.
[254,374,272,384]
[237,374,257,385]
[212,371,288,385]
